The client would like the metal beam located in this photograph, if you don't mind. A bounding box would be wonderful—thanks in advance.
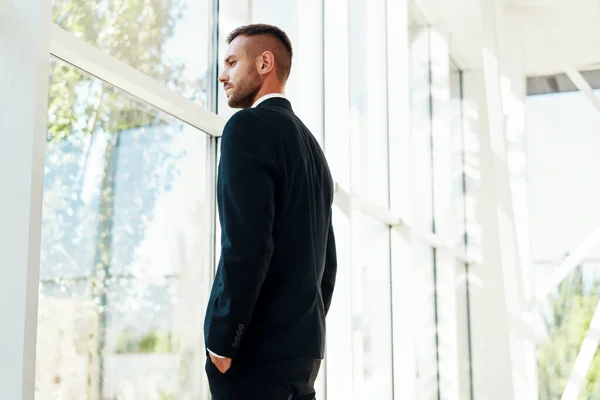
[333,183,478,266]
[561,300,600,400]
[564,67,600,113]
[399,224,480,266]
[334,183,401,226]
[527,69,600,96]
[531,24,600,115]
[532,228,600,307]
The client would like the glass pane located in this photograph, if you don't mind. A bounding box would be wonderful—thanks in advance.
[528,89,600,399]
[37,58,213,400]
[408,19,434,234]
[430,56,471,399]
[351,211,393,399]
[448,63,473,399]
[527,90,600,278]
[536,263,600,399]
[412,239,439,398]
[408,14,439,398]
[348,0,389,206]
[52,0,211,103]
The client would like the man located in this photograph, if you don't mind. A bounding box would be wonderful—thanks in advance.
[203,24,337,399]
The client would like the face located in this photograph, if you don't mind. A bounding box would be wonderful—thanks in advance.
[219,36,263,109]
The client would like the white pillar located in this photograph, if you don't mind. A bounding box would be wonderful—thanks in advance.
[464,0,535,397]
[463,69,517,400]
[500,7,538,400]
[0,1,52,399]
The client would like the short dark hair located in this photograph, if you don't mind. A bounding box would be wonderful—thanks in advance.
[226,24,293,81]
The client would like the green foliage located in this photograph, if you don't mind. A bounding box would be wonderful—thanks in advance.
[41,2,207,399]
[115,328,179,354]
[537,266,600,399]
[157,390,177,400]
[43,4,198,397]
[48,0,190,142]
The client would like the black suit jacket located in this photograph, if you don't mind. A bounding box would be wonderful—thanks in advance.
[203,97,337,361]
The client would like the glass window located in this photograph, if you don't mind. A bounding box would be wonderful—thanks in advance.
[535,263,600,398]
[347,0,393,398]
[348,0,389,206]
[52,0,211,104]
[350,211,393,398]
[408,17,439,399]
[447,63,466,250]
[430,36,468,398]
[411,240,439,397]
[527,90,600,274]
[527,88,600,399]
[37,58,213,400]
[448,62,473,399]
[409,22,470,400]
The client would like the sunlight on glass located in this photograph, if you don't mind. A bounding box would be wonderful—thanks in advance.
[51,0,210,104]
[36,58,210,400]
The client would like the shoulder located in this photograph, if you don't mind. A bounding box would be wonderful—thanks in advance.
[221,109,275,159]
[223,109,268,137]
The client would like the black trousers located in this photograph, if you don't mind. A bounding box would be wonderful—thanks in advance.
[206,356,322,400]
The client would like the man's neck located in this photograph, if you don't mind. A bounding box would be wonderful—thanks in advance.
[253,84,285,103]
[251,93,287,108]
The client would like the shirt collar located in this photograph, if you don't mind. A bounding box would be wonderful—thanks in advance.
[251,93,287,108]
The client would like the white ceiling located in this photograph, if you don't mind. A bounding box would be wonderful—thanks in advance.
[412,0,600,77]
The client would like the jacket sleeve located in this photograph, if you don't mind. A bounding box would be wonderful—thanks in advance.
[204,110,276,358]
[321,213,337,316]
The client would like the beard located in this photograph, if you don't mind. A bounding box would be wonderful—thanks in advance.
[227,67,262,109]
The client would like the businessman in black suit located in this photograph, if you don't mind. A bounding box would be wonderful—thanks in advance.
[203,24,337,399]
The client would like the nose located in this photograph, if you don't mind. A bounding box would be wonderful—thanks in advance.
[218,69,228,84]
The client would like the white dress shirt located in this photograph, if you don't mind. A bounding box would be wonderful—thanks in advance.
[207,92,287,360]
[251,92,286,108]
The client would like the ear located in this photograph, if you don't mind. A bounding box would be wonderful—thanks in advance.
[256,51,275,76]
